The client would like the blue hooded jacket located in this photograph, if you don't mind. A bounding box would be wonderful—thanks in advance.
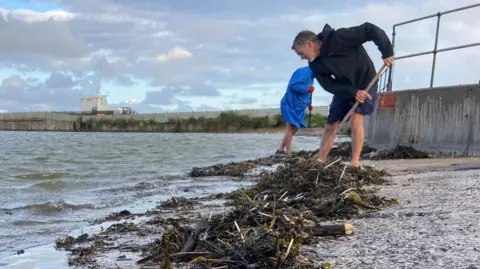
[280,66,314,129]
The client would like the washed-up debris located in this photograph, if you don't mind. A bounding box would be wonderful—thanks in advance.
[157,196,201,210]
[92,209,137,225]
[366,145,430,160]
[189,162,254,177]
[188,151,314,178]
[188,142,429,178]
[315,143,429,161]
[329,142,377,158]
[55,233,90,251]
[176,158,390,267]
[146,157,394,268]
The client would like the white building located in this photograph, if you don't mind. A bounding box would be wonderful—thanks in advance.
[80,96,107,112]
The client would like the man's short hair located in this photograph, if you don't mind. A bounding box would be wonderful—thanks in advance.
[291,30,318,49]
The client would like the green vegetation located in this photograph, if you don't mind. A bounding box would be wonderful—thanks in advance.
[304,113,327,128]
[72,112,328,132]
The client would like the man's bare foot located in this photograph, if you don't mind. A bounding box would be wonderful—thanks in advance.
[351,160,360,168]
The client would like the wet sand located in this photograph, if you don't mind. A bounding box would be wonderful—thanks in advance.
[3,157,480,269]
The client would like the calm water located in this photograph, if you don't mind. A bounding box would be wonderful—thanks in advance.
[0,131,340,264]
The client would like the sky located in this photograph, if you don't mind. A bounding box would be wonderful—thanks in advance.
[0,0,479,113]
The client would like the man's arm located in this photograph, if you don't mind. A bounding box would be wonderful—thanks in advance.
[316,73,357,100]
[335,22,394,59]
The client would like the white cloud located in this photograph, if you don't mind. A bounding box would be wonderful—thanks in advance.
[0,0,479,112]
[5,9,74,22]
[156,46,193,62]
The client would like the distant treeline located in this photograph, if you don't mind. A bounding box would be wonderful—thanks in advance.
[73,111,328,132]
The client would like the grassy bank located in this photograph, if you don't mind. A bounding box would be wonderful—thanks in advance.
[73,111,329,132]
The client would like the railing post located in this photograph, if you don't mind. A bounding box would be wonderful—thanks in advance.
[430,12,442,88]
[387,25,396,92]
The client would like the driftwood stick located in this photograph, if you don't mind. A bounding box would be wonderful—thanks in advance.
[187,257,234,269]
[234,221,245,242]
[324,157,342,169]
[170,251,211,257]
[284,238,295,260]
[338,164,348,186]
[180,219,207,253]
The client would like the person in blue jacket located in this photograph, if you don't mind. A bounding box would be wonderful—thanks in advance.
[276,66,315,154]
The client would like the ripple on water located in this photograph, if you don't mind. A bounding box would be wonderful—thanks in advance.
[11,219,83,227]
[14,173,70,180]
[27,180,98,191]
[2,200,98,214]
[32,156,50,162]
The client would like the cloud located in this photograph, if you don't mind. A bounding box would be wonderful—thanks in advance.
[0,0,479,113]
[0,73,85,111]
[156,46,193,62]
[0,9,85,58]
[114,75,137,86]
[236,97,258,105]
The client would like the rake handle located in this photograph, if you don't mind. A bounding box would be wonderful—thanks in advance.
[319,64,389,153]
[336,64,389,132]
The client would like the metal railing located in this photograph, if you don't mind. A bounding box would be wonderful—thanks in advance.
[385,3,480,92]
[378,69,390,92]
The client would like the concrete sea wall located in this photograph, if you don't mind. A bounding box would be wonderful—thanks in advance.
[366,83,480,157]
[0,106,329,132]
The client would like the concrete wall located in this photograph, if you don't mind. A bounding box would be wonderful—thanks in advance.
[0,119,75,131]
[0,106,329,132]
[366,83,480,157]
[0,106,329,123]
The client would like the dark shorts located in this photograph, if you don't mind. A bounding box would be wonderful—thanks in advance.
[326,82,378,125]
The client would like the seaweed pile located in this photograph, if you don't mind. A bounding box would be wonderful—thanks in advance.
[328,142,377,158]
[55,153,398,268]
[188,151,313,178]
[136,157,393,268]
[366,145,430,160]
[188,142,429,178]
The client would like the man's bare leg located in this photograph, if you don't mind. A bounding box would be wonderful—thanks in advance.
[350,113,364,167]
[316,121,339,162]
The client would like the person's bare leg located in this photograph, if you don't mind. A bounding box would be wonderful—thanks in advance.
[350,113,364,167]
[285,124,298,153]
[316,121,339,162]
[278,124,289,152]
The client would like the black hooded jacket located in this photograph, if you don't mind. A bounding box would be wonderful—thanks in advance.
[308,22,394,100]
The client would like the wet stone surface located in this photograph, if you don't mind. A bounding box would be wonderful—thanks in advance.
[307,169,480,269]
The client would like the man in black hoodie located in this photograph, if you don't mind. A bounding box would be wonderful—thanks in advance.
[291,22,394,167]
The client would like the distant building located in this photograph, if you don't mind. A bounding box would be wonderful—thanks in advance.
[80,96,107,113]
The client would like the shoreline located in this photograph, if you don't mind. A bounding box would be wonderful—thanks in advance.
[0,127,326,136]
[235,127,325,136]
[3,151,480,268]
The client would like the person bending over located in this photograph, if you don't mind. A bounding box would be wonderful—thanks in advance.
[276,66,314,154]
[290,22,394,167]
